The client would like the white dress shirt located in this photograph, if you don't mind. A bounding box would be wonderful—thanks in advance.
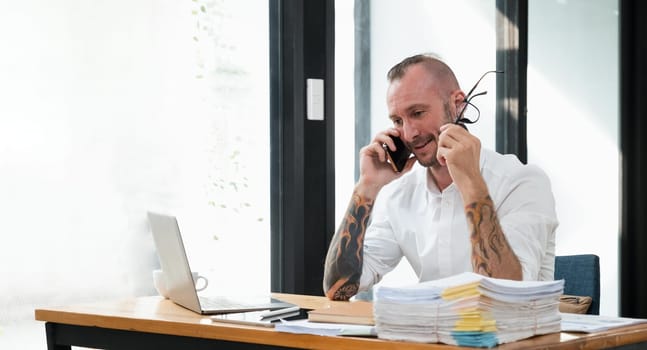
[359,148,558,290]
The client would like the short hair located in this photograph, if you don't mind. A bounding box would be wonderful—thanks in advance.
[386,53,459,92]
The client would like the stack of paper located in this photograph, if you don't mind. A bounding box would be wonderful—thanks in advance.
[373,272,564,348]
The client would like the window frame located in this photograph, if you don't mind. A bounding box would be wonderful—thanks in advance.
[270,0,336,295]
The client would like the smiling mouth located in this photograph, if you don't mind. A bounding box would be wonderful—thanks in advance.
[410,137,434,151]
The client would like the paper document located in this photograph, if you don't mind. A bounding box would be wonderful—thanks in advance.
[373,272,564,347]
[561,313,647,333]
[274,319,376,337]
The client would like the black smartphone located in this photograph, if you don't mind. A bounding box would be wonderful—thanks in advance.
[383,135,411,172]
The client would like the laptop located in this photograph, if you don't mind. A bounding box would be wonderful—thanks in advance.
[147,211,296,315]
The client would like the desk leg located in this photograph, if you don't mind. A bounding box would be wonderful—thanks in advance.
[45,323,72,350]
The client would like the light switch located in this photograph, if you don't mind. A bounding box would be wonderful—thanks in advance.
[306,78,324,121]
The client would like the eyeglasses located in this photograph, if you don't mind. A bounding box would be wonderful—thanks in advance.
[455,70,504,128]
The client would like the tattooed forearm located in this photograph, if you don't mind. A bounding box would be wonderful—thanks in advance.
[323,191,374,300]
[465,195,522,280]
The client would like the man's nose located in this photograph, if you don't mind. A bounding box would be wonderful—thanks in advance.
[401,121,419,142]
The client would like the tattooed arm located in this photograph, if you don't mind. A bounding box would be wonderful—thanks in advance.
[465,194,522,280]
[437,123,522,280]
[322,190,374,301]
[323,129,416,300]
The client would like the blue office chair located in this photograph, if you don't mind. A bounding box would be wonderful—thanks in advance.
[554,254,600,315]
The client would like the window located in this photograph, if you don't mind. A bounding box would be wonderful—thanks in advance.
[0,1,269,347]
[527,0,619,316]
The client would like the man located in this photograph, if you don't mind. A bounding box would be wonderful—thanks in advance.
[323,54,558,301]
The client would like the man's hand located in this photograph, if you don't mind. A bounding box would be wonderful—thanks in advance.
[357,130,416,198]
[436,123,486,203]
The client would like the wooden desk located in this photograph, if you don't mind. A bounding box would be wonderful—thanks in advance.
[34,293,647,350]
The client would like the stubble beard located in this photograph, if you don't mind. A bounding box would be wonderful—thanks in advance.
[415,142,440,168]
[410,101,454,169]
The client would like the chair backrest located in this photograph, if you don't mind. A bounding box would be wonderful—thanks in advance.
[554,254,600,315]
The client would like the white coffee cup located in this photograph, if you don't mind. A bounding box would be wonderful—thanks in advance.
[152,269,209,298]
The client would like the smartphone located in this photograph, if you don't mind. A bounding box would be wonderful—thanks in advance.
[383,135,411,172]
[210,308,310,328]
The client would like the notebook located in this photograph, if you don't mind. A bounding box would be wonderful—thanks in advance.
[147,211,296,315]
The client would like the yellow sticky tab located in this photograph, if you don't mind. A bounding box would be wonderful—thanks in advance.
[442,281,481,300]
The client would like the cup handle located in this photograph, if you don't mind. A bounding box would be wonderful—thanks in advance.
[195,275,209,292]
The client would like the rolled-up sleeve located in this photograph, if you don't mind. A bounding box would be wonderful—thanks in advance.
[496,164,559,281]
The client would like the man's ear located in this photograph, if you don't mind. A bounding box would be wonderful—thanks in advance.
[450,90,466,116]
